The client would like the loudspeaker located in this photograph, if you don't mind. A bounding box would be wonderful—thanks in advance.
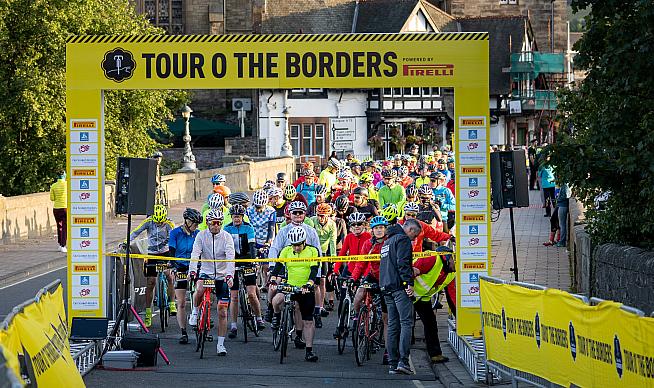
[115,157,157,215]
[121,332,159,366]
[490,151,529,210]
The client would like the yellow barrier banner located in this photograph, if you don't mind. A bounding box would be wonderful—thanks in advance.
[11,285,84,388]
[0,323,23,385]
[480,279,654,387]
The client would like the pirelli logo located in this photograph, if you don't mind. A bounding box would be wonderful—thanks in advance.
[74,264,97,272]
[402,64,454,77]
[462,214,486,222]
[73,217,96,224]
[461,166,485,174]
[459,117,486,127]
[463,262,486,270]
[72,169,96,176]
[72,120,97,129]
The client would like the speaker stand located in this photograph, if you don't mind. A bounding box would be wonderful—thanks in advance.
[508,207,519,281]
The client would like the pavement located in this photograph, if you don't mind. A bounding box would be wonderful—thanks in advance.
[0,189,571,386]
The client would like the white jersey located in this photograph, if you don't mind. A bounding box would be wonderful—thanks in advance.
[190,229,235,280]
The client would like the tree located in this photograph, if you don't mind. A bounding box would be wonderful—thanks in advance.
[550,0,654,248]
[0,0,187,196]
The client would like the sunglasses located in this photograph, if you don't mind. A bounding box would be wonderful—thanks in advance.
[431,179,438,182]
[209,220,223,226]
[405,212,418,217]
[354,195,363,199]
[292,242,305,247]
[351,222,365,227]
[291,211,305,216]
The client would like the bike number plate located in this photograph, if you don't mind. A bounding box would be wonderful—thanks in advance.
[176,272,187,280]
[201,279,216,288]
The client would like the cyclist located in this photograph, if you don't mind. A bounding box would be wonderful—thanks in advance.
[245,189,277,297]
[330,170,357,203]
[199,193,226,230]
[318,158,339,195]
[276,172,289,190]
[296,169,319,205]
[189,209,235,356]
[212,173,226,188]
[269,187,286,233]
[405,184,419,209]
[436,159,451,183]
[284,183,308,208]
[311,202,337,323]
[350,161,362,182]
[358,172,379,202]
[126,204,175,327]
[350,215,390,364]
[381,203,401,226]
[229,192,251,208]
[414,164,430,188]
[397,166,414,188]
[334,195,355,225]
[352,187,379,220]
[168,208,202,344]
[417,184,444,232]
[333,212,370,339]
[378,169,406,210]
[399,202,450,252]
[270,226,320,362]
[307,184,327,217]
[292,162,314,187]
[224,204,265,338]
[430,172,456,233]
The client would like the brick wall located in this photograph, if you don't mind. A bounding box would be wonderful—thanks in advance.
[449,0,568,52]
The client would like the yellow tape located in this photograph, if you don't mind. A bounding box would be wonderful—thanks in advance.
[105,250,454,263]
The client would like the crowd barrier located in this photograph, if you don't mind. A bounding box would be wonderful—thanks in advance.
[0,280,85,388]
[480,276,654,387]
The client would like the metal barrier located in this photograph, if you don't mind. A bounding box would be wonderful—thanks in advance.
[447,317,498,383]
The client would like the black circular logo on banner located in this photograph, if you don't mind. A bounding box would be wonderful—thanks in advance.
[569,321,577,361]
[102,48,136,82]
[535,312,541,348]
[501,307,507,340]
[614,334,623,378]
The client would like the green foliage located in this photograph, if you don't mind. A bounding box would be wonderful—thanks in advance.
[0,0,187,196]
[550,0,654,248]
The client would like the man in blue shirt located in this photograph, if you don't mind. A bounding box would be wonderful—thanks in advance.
[297,169,319,205]
[436,159,452,183]
[168,208,202,344]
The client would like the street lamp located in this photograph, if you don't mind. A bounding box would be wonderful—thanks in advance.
[280,106,293,157]
[178,105,197,172]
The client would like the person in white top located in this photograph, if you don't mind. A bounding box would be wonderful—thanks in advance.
[189,209,235,356]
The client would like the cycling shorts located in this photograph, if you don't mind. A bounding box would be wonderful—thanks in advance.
[197,274,230,301]
[174,268,189,290]
[291,291,315,321]
[143,257,169,278]
[231,267,257,291]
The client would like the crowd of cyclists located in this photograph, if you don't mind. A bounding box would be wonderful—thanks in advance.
[128,147,459,372]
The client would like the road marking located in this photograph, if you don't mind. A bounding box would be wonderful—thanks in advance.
[412,380,426,388]
[0,266,66,290]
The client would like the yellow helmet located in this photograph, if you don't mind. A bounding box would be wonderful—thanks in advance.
[152,204,168,223]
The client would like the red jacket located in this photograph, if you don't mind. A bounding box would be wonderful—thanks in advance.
[330,182,358,203]
[350,237,384,281]
[293,176,305,188]
[447,180,456,197]
[334,231,371,274]
[399,219,450,252]
[399,176,414,188]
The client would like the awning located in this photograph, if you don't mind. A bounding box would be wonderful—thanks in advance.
[166,117,240,137]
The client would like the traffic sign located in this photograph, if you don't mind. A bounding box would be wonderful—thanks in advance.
[332,141,353,151]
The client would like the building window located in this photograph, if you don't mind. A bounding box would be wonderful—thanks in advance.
[315,124,325,156]
[500,0,518,4]
[136,0,184,34]
[289,122,327,157]
[288,88,328,99]
[290,124,301,157]
[302,124,313,155]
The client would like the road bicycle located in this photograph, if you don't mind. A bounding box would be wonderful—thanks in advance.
[353,281,384,366]
[154,263,170,332]
[335,276,357,355]
[237,266,260,343]
[194,278,215,359]
[272,283,306,364]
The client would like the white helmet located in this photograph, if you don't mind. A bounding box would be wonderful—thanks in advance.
[403,202,420,213]
[208,193,224,210]
[347,212,367,224]
[288,201,307,213]
[206,208,224,222]
[268,187,283,198]
[288,226,307,245]
[253,190,269,207]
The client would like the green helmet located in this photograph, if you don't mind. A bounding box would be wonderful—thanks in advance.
[152,204,168,223]
[381,204,400,222]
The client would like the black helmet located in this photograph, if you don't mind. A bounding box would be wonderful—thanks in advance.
[406,184,418,198]
[183,208,203,224]
[335,195,350,211]
[353,186,369,197]
[276,172,287,182]
[230,204,246,216]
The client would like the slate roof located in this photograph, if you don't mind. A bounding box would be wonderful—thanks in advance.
[355,0,456,33]
[457,16,531,95]
[261,0,356,34]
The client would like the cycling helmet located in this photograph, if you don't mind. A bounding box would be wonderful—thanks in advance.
[381,204,400,222]
[288,201,307,213]
[406,184,418,198]
[381,169,398,178]
[229,192,250,205]
[284,184,297,200]
[337,170,351,180]
[328,158,340,169]
[302,161,314,170]
[418,184,433,196]
[214,185,231,198]
[394,154,402,160]
[316,203,333,216]
[403,202,420,213]
[335,195,350,211]
[253,189,269,207]
[303,168,316,177]
[268,187,283,198]
[447,157,455,164]
[183,208,203,224]
[437,159,447,165]
[276,172,287,182]
[263,180,275,191]
[353,186,369,197]
[347,212,367,224]
[359,172,373,183]
[288,226,307,245]
[370,216,388,228]
[208,193,224,210]
[398,165,409,177]
[315,184,327,196]
[230,204,246,216]
[211,174,226,185]
[152,205,168,222]
[206,208,224,222]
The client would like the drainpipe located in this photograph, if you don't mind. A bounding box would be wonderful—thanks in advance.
[351,0,360,33]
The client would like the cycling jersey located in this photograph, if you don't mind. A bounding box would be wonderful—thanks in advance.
[334,231,371,274]
[199,205,232,230]
[378,184,406,209]
[311,217,337,256]
[190,229,235,280]
[268,223,323,261]
[398,176,414,188]
[414,176,430,188]
[168,225,199,269]
[272,200,286,232]
[432,186,455,221]
[353,200,379,220]
[297,182,319,205]
[272,245,319,287]
[245,205,276,244]
[223,222,256,261]
[129,218,174,254]
[318,169,337,193]
[350,237,384,281]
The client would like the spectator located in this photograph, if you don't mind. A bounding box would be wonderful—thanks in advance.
[538,159,556,217]
[528,140,540,190]
[556,183,571,247]
[329,151,338,160]
[543,206,560,246]
[50,170,67,253]
[380,219,422,375]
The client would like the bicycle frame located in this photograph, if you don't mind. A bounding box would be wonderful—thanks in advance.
[155,264,169,332]
[195,279,215,359]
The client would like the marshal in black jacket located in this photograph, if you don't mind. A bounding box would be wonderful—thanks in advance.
[379,224,414,292]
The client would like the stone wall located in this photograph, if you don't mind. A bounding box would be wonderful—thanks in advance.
[161,147,225,170]
[592,244,654,315]
[0,157,294,244]
[224,136,266,157]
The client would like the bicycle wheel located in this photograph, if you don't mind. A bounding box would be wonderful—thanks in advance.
[337,298,350,355]
[158,275,168,332]
[279,307,290,364]
[239,288,249,343]
[355,307,369,366]
[272,310,282,351]
[199,304,210,359]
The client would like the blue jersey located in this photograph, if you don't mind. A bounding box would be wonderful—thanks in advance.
[168,226,199,269]
[432,186,456,220]
[223,222,256,260]
[296,182,318,205]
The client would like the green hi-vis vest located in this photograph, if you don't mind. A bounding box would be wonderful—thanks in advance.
[412,257,456,302]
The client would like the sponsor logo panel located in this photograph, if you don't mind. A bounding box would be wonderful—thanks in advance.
[71,299,99,310]
[459,140,487,154]
[71,203,99,215]
[71,238,99,251]
[458,128,486,141]
[70,143,99,155]
[70,119,98,131]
